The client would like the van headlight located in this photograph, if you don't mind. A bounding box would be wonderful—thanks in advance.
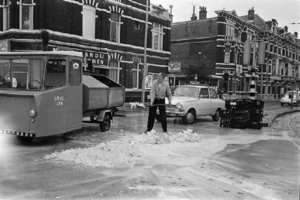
[30,110,37,117]
[176,103,183,110]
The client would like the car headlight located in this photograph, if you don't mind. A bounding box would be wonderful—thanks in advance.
[176,103,183,110]
[30,109,37,117]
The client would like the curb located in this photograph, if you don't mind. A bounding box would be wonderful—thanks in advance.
[267,109,300,126]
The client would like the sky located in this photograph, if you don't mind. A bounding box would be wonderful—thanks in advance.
[150,0,300,34]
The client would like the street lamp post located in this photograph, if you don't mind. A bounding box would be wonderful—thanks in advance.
[141,0,149,103]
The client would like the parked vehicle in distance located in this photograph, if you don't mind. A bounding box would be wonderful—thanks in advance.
[156,84,225,124]
[280,90,300,106]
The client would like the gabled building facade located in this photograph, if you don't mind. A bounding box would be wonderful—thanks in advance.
[171,6,300,100]
[0,0,171,102]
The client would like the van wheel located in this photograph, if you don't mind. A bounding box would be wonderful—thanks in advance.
[99,115,111,132]
[17,136,34,143]
[182,110,196,124]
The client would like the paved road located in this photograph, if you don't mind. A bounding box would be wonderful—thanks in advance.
[0,101,299,199]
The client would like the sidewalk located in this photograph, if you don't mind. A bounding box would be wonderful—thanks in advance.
[263,100,300,126]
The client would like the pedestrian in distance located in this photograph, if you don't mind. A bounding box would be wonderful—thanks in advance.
[145,73,172,134]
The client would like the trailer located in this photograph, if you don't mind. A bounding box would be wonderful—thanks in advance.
[0,51,125,142]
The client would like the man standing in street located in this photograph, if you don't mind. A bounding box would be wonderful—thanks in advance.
[145,73,172,134]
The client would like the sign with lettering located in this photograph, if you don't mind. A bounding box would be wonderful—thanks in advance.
[168,62,181,72]
[83,51,108,66]
[54,96,64,106]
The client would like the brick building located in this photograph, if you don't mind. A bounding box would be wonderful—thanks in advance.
[171,6,300,100]
[0,0,171,102]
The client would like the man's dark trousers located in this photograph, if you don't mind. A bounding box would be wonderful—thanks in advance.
[147,98,167,132]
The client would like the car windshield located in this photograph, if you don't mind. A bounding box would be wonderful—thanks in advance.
[174,86,199,98]
[0,58,44,91]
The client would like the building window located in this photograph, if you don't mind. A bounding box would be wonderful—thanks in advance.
[272,60,276,75]
[19,0,34,30]
[285,63,288,76]
[110,13,121,43]
[82,5,96,40]
[108,60,120,82]
[152,22,164,50]
[224,45,231,64]
[278,60,282,75]
[225,25,234,40]
[247,31,253,41]
[132,62,141,88]
[1,0,10,31]
[134,21,141,30]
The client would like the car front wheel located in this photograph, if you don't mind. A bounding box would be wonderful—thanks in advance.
[182,110,196,124]
[212,109,221,121]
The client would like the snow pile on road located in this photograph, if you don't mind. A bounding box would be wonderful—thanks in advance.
[44,129,201,168]
[137,129,202,144]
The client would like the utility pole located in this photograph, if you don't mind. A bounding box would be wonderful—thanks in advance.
[141,0,149,103]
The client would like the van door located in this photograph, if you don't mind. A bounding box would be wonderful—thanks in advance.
[66,58,82,131]
[36,59,68,137]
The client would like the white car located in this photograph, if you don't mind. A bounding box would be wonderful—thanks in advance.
[280,90,300,106]
[157,85,225,124]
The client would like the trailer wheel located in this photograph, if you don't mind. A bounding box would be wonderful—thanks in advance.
[16,136,34,143]
[99,114,111,132]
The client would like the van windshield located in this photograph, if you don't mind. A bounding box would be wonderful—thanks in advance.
[0,58,44,90]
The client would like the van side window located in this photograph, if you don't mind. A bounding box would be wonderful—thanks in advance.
[45,60,66,89]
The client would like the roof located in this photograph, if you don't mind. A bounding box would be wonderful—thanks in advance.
[0,51,83,57]
[215,10,238,17]
[239,14,270,31]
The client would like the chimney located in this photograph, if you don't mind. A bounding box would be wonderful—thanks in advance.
[271,19,278,33]
[284,26,288,33]
[169,5,173,23]
[278,28,284,35]
[266,21,272,30]
[191,6,197,20]
[248,7,255,20]
[199,6,207,20]
[295,32,298,38]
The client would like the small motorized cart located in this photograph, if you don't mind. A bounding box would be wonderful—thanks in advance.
[0,51,125,142]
